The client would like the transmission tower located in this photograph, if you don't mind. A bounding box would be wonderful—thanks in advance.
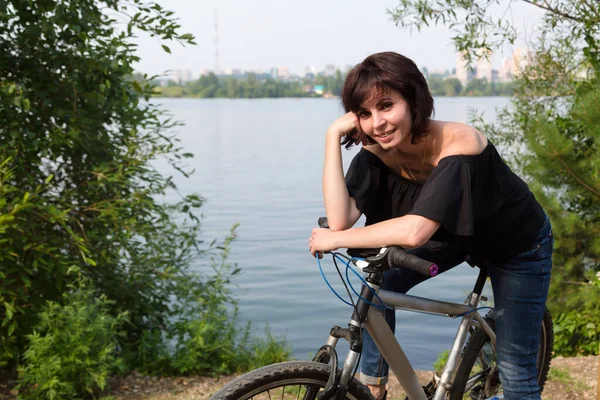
[214,7,220,75]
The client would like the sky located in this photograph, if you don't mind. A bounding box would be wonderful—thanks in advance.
[132,0,545,77]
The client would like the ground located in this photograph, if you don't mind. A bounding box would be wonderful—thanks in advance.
[0,355,596,399]
[111,355,597,399]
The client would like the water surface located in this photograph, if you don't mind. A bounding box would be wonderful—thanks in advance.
[157,97,509,369]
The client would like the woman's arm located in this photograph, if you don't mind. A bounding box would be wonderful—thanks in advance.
[323,113,363,231]
[309,214,440,256]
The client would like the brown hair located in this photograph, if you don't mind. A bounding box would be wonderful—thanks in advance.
[341,52,434,148]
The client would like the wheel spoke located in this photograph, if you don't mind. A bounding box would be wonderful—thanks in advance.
[302,385,319,400]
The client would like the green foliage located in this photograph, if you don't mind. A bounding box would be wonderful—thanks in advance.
[0,0,289,382]
[553,311,600,356]
[17,277,127,399]
[548,366,591,391]
[155,72,316,99]
[170,317,291,376]
[433,349,450,374]
[165,227,291,376]
[157,71,515,99]
[245,329,292,371]
[427,75,514,97]
[389,0,600,355]
[0,0,201,366]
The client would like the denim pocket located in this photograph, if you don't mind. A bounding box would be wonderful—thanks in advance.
[514,218,553,262]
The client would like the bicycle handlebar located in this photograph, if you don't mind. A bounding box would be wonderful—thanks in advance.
[318,217,329,229]
[316,217,438,277]
[387,246,439,277]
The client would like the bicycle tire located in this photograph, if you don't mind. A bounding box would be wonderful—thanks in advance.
[208,361,374,400]
[449,308,554,399]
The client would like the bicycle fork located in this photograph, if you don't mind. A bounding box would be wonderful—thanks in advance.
[312,273,381,400]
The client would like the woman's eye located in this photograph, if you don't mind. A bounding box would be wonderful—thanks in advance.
[381,102,393,110]
[357,111,370,119]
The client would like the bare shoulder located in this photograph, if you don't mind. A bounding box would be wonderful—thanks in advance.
[438,122,487,158]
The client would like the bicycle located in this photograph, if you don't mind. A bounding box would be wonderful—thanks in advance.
[209,218,553,400]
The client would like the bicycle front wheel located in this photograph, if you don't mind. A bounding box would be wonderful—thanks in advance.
[449,308,554,399]
[208,361,374,400]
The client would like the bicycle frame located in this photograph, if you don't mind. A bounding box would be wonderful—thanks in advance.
[323,266,496,400]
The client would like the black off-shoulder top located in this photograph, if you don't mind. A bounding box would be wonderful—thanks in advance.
[345,141,546,262]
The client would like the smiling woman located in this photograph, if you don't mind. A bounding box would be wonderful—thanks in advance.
[309,51,554,400]
[341,52,434,148]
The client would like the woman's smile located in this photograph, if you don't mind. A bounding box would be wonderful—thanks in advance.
[373,128,396,143]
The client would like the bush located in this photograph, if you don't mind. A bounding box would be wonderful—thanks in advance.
[17,278,127,399]
[433,350,450,374]
[554,311,600,356]
[161,227,291,375]
[1,0,289,380]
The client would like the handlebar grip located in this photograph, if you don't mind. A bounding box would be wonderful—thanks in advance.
[318,217,329,229]
[387,247,439,277]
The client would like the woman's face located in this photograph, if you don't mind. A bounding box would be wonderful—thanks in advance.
[357,89,413,150]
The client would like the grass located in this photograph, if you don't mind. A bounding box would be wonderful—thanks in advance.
[547,366,591,392]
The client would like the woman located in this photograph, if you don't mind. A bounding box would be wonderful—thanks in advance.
[308,52,553,400]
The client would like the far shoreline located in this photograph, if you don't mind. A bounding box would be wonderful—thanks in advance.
[150,95,512,100]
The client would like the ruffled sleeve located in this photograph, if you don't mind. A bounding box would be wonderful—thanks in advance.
[345,149,380,216]
[409,157,475,236]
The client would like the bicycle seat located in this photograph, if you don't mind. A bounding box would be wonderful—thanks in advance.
[465,254,489,270]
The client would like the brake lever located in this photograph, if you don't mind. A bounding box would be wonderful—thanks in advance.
[362,247,391,273]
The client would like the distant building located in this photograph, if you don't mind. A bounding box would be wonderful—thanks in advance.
[153,77,170,87]
[304,65,317,77]
[313,85,324,95]
[512,48,535,77]
[429,68,449,76]
[277,66,289,79]
[324,64,336,77]
[270,67,278,79]
[222,68,242,76]
[498,58,513,82]
[172,69,193,83]
[476,49,493,82]
[456,51,472,86]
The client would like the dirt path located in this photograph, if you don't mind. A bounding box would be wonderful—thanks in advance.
[108,355,598,400]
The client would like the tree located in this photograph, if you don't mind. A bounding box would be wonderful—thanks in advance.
[389,0,600,354]
[0,4,290,395]
[198,72,221,98]
[463,78,492,96]
[332,70,344,96]
[226,77,239,98]
[443,78,462,97]
[0,0,211,370]
[427,75,446,96]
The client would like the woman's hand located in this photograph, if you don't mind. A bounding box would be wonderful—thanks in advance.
[309,228,342,257]
[327,112,367,145]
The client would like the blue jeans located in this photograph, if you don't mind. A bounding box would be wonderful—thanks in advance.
[360,218,553,400]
